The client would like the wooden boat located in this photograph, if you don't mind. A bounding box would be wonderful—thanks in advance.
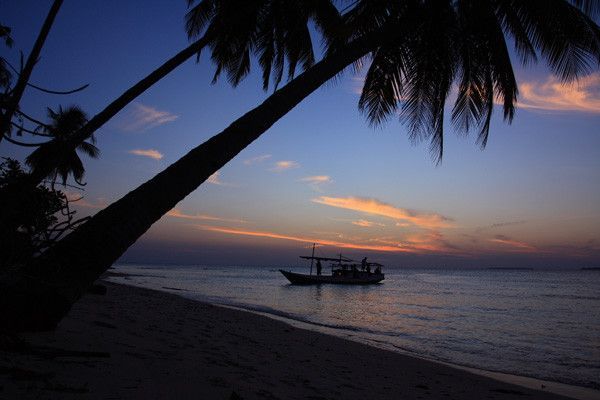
[279,244,385,285]
[279,268,384,285]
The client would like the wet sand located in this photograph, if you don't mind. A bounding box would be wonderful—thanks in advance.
[0,281,582,399]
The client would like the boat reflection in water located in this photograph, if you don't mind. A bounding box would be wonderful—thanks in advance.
[279,244,384,285]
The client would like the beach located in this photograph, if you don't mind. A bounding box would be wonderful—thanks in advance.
[0,280,584,400]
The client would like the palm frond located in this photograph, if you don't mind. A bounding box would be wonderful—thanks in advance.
[570,0,600,17]
[185,0,217,39]
[188,0,342,91]
[77,141,100,159]
[500,0,600,81]
[358,45,408,126]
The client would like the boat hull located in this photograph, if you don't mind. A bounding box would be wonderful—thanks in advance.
[279,269,384,285]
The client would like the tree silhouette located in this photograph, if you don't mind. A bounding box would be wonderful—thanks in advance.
[25,0,342,185]
[0,159,88,270]
[26,106,99,188]
[0,24,14,91]
[2,1,600,331]
[0,0,63,142]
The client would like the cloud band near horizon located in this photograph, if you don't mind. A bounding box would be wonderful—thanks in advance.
[312,196,452,229]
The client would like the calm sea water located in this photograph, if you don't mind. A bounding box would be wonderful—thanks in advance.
[109,264,600,390]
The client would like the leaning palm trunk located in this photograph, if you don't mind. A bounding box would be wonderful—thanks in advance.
[27,32,212,185]
[0,0,63,142]
[0,29,383,332]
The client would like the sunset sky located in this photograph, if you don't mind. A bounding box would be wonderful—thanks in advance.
[3,1,600,268]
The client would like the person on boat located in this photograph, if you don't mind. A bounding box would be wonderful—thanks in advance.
[316,259,322,276]
[361,257,367,271]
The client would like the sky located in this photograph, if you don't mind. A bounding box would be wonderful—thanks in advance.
[2,1,600,268]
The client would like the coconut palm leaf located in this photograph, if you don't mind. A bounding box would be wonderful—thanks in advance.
[186,0,343,90]
[357,0,600,162]
[26,105,98,186]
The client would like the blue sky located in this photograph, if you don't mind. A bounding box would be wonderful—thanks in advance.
[2,0,600,268]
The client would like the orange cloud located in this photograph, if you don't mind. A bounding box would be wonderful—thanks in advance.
[313,196,452,229]
[206,171,235,186]
[129,148,163,160]
[300,175,332,184]
[199,225,457,254]
[200,225,413,253]
[167,209,247,224]
[518,73,600,113]
[403,231,456,253]
[271,160,300,172]
[300,175,332,191]
[352,219,385,228]
[207,171,223,185]
[67,194,109,210]
[489,235,536,252]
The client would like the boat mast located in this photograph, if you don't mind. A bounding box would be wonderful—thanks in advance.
[309,243,315,275]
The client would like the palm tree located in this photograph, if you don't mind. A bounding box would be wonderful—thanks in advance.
[26,0,343,185]
[0,0,63,142]
[3,0,600,331]
[25,106,99,188]
[0,24,14,91]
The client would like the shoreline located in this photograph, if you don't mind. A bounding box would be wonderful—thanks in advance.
[214,302,600,400]
[108,273,599,399]
[0,280,596,399]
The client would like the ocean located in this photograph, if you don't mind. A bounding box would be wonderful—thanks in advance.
[108,264,600,390]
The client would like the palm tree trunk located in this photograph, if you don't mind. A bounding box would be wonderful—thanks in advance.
[27,33,213,184]
[0,29,383,332]
[0,0,63,142]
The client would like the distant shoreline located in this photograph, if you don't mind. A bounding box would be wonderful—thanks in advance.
[113,263,600,271]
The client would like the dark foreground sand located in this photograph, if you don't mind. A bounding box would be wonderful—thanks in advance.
[0,281,579,399]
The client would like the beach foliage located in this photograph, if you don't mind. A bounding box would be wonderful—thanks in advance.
[0,159,88,270]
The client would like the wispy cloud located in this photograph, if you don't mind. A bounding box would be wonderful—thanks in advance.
[301,175,331,184]
[120,102,179,131]
[129,148,164,160]
[518,73,600,113]
[199,225,413,253]
[67,193,108,210]
[404,231,459,253]
[489,234,536,252]
[207,171,223,185]
[206,171,235,186]
[200,225,460,254]
[244,154,271,165]
[352,219,385,228]
[313,196,452,229]
[300,175,332,191]
[271,160,300,172]
[350,76,365,95]
[167,209,247,224]
[475,220,527,233]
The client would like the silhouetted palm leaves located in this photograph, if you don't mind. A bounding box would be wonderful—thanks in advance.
[0,24,14,90]
[26,106,99,187]
[355,0,600,162]
[186,0,343,90]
